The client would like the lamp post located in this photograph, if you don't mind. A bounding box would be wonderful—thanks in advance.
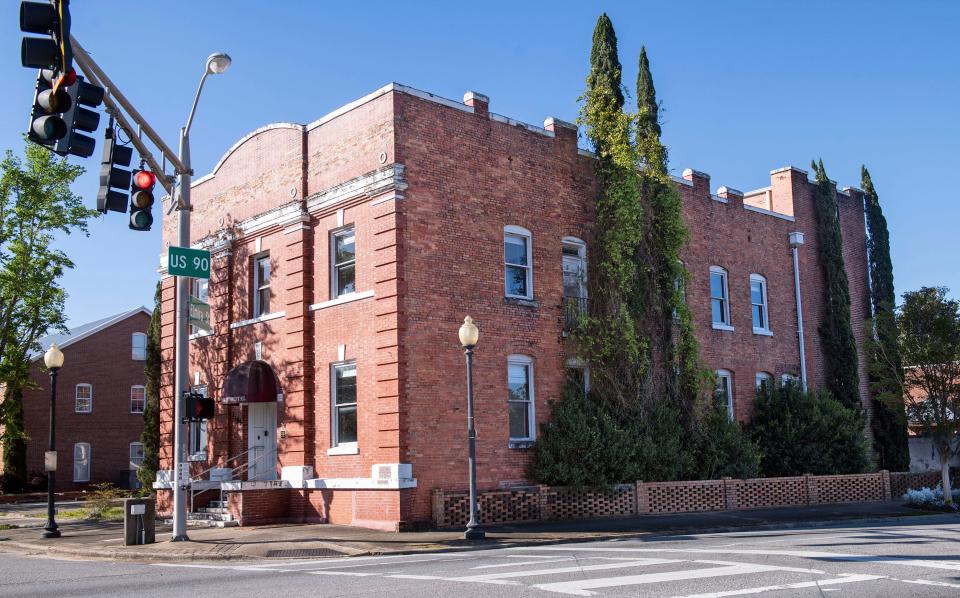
[42,343,64,539]
[458,316,484,540]
[171,52,231,542]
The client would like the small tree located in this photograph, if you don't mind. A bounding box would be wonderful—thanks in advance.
[897,287,960,503]
[137,282,162,490]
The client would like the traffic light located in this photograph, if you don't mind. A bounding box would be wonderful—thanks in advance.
[185,392,215,422]
[97,126,133,213]
[26,68,70,147]
[20,1,73,92]
[129,169,156,231]
[53,74,103,158]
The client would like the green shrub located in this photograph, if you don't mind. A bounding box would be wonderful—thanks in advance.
[748,382,869,477]
[692,397,761,480]
[86,483,125,519]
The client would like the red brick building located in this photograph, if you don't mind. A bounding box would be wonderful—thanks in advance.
[155,84,873,530]
[1,308,151,490]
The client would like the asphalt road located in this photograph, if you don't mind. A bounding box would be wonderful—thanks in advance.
[2,518,960,597]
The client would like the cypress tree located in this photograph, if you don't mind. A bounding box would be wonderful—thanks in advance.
[811,159,861,410]
[862,166,910,470]
[137,282,162,490]
[588,14,624,112]
[636,46,660,139]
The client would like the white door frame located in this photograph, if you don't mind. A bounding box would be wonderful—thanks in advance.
[247,402,278,481]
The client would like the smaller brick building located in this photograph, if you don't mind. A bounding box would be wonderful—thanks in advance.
[3,307,151,489]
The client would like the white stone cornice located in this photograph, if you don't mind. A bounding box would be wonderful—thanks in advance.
[305,164,407,214]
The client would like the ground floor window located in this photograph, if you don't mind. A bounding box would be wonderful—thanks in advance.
[507,355,535,442]
[73,442,91,482]
[129,442,144,470]
[715,369,734,421]
[332,362,357,447]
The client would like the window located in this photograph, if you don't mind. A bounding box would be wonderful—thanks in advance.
[331,227,356,298]
[781,373,800,388]
[189,385,208,460]
[565,357,589,397]
[750,274,770,334]
[332,362,357,447]
[507,355,535,442]
[715,369,734,421]
[73,442,91,482]
[130,385,146,413]
[755,372,773,393]
[190,278,210,335]
[504,226,533,299]
[131,332,147,360]
[75,384,92,413]
[129,442,144,470]
[710,266,731,328]
[253,254,271,317]
[562,237,586,327]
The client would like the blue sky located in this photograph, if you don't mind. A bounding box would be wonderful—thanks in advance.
[1,1,957,327]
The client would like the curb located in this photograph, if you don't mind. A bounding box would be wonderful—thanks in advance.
[0,510,953,563]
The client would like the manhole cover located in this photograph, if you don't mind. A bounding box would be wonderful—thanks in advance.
[267,548,342,558]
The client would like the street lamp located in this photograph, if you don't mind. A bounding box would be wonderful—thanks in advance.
[458,316,484,540]
[171,51,231,542]
[42,343,64,539]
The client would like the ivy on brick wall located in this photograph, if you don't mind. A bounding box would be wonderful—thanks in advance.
[137,282,162,490]
[532,14,756,485]
[810,159,862,411]
[862,166,910,471]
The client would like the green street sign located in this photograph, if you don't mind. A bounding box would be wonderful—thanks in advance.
[188,297,211,332]
[168,246,210,279]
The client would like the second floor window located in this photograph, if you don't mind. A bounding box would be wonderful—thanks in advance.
[710,266,730,328]
[332,227,356,298]
[750,274,770,333]
[132,332,147,360]
[75,384,92,413]
[130,385,146,413]
[504,226,533,299]
[253,255,270,317]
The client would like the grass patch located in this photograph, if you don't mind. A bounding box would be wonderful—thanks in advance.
[56,506,124,522]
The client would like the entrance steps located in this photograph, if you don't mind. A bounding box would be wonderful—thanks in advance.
[165,500,239,528]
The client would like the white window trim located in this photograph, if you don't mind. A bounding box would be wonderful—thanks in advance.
[507,354,536,444]
[75,383,92,413]
[131,332,147,361]
[331,226,357,300]
[73,442,91,483]
[331,361,358,450]
[229,310,286,330]
[309,289,374,312]
[716,369,734,421]
[710,266,733,331]
[129,442,144,470]
[504,225,533,300]
[750,274,772,335]
[755,372,773,390]
[130,385,146,414]
[252,253,271,319]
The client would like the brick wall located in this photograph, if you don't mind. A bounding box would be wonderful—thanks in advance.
[20,311,150,489]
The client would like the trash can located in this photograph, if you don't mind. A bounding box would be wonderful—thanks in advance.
[123,497,155,546]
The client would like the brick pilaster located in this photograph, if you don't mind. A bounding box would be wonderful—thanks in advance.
[281,214,314,468]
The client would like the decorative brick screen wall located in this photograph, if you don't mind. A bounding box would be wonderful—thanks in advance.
[433,470,948,528]
[889,469,960,498]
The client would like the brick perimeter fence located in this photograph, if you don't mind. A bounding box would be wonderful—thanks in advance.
[432,470,958,529]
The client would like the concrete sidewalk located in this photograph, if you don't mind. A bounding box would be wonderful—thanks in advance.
[0,500,952,563]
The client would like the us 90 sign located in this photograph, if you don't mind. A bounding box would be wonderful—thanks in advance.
[168,246,210,279]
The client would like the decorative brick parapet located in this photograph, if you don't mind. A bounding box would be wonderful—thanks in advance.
[432,470,940,528]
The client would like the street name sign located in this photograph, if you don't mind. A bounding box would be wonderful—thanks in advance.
[188,297,211,332]
[168,246,210,279]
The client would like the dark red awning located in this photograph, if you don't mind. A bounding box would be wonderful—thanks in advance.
[221,360,282,405]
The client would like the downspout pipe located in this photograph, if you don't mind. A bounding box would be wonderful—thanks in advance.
[789,232,808,391]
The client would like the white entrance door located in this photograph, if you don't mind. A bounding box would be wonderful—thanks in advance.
[247,402,277,481]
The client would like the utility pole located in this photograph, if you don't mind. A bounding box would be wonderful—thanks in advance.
[70,36,230,541]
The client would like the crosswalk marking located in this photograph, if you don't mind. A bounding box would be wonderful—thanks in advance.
[670,573,885,598]
[471,558,576,569]
[531,562,824,597]
[452,558,681,582]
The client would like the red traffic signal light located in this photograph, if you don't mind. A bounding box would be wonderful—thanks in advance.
[129,169,156,231]
[133,170,156,190]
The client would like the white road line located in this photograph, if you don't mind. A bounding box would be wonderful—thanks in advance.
[471,558,576,569]
[469,556,639,570]
[531,562,824,597]
[670,573,885,598]
[513,545,960,572]
[305,571,377,577]
[453,558,682,582]
[894,578,960,589]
